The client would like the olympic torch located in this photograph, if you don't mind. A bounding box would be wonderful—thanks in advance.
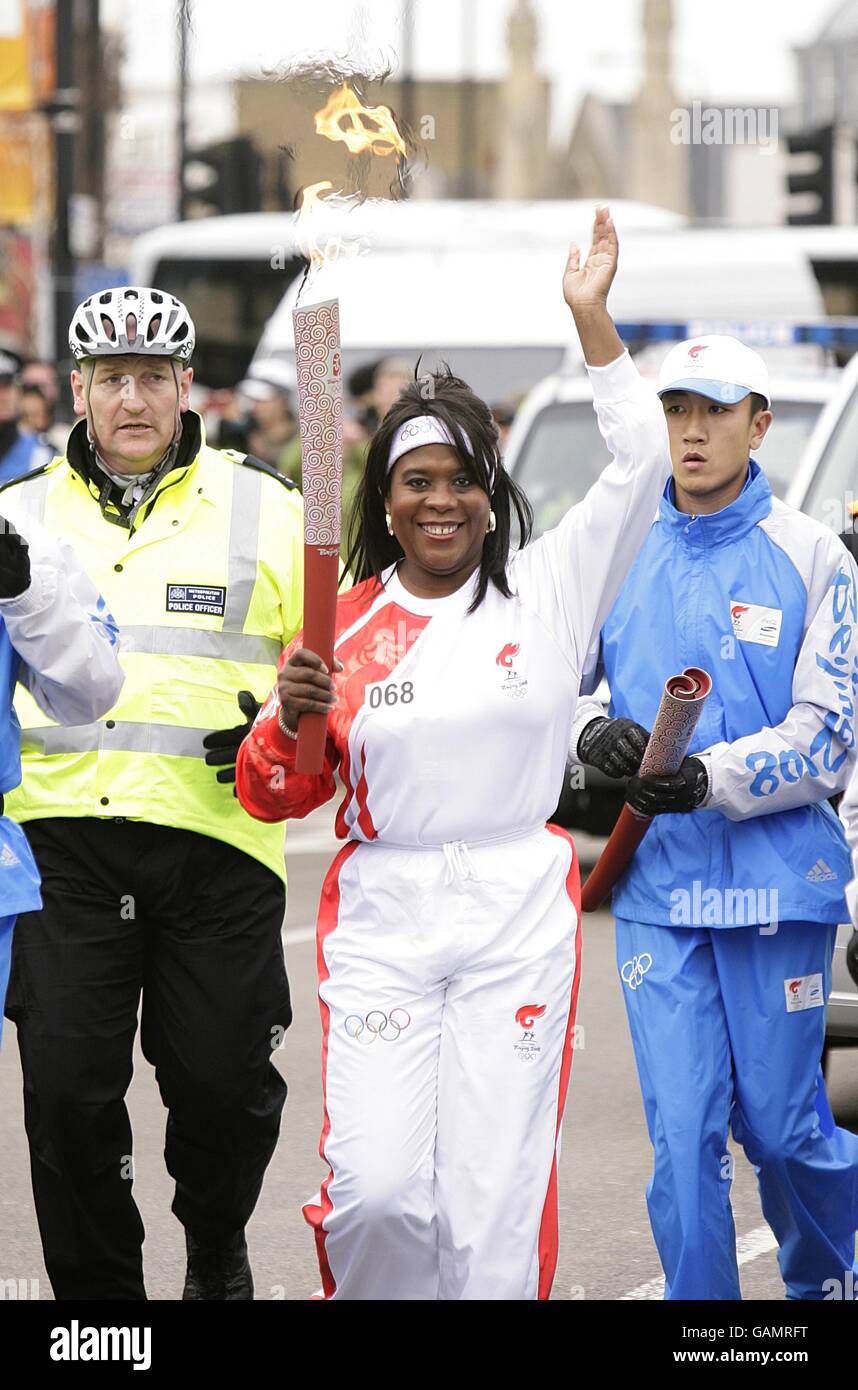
[290,86,408,771]
[580,667,712,913]
[292,295,343,773]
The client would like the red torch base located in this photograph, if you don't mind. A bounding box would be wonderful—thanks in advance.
[295,546,340,774]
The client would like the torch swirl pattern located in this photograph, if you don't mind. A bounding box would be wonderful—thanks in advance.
[579,666,712,913]
[293,298,343,546]
[637,668,712,779]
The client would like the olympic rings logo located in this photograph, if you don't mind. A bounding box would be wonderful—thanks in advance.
[344,1008,412,1044]
[400,420,432,439]
[621,953,653,990]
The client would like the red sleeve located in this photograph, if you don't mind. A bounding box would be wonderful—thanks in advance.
[236,634,340,823]
[237,578,384,824]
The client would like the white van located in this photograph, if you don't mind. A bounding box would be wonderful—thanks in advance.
[129,212,858,395]
[787,339,858,525]
[129,199,682,391]
[253,223,829,407]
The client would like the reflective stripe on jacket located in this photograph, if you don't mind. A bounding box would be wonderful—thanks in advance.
[1,416,304,882]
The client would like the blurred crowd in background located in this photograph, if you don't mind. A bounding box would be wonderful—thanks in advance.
[0,350,68,484]
[0,347,518,532]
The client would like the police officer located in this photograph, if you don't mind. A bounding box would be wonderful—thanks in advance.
[0,513,123,1034]
[2,287,305,1301]
[0,350,53,484]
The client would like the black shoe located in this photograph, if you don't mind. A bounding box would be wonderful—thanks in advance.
[182,1230,254,1301]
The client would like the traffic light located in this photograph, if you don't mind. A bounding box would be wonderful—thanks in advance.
[183,137,263,216]
[786,126,834,226]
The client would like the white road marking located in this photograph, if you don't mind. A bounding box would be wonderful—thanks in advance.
[620,1224,778,1300]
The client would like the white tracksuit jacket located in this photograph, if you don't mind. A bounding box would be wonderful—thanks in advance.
[0,508,123,1035]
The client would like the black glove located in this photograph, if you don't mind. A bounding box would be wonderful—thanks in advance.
[0,517,31,599]
[577,716,651,779]
[203,690,261,787]
[847,931,858,990]
[626,756,709,816]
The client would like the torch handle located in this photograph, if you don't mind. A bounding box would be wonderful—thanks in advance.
[291,295,343,776]
[579,667,712,914]
[295,547,340,774]
[579,805,651,914]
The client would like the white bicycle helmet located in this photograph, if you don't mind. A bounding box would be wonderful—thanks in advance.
[69,286,195,364]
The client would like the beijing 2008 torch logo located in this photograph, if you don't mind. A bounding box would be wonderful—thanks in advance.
[514,1003,546,1062]
[496,642,527,700]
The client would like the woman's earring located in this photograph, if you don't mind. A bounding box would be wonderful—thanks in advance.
[487,510,497,533]
[385,512,394,536]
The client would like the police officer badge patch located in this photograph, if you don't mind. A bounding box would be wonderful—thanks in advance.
[166,584,227,616]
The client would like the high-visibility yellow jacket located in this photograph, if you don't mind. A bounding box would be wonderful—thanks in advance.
[0,413,304,883]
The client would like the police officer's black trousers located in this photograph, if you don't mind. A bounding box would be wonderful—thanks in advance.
[5,818,291,1300]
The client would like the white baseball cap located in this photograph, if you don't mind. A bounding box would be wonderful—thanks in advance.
[238,358,297,402]
[657,335,771,409]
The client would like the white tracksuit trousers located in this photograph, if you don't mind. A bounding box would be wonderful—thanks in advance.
[303,824,582,1300]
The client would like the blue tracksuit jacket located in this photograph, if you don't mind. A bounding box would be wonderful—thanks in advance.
[571,460,858,926]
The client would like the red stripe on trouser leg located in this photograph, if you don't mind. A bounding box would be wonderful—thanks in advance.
[354,745,378,841]
[537,824,582,1300]
[301,841,359,1299]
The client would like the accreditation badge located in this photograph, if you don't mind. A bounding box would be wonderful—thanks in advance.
[729,600,782,647]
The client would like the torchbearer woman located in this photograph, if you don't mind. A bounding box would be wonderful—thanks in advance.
[237,208,671,1300]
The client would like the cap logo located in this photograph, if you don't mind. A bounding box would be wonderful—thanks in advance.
[687,344,707,360]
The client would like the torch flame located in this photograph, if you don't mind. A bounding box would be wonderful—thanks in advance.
[296,82,407,281]
[314,82,407,159]
[295,180,335,270]
[295,181,365,270]
[296,183,332,221]
[300,179,336,216]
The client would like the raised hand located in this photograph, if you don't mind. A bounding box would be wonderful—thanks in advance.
[562,206,619,314]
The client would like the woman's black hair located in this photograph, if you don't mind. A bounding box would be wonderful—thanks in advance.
[342,364,533,613]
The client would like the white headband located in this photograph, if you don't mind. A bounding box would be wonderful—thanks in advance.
[387,415,495,491]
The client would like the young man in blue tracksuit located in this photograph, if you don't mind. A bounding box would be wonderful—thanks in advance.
[0,512,123,1038]
[572,334,858,1301]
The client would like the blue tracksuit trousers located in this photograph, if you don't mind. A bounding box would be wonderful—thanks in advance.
[615,917,858,1300]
